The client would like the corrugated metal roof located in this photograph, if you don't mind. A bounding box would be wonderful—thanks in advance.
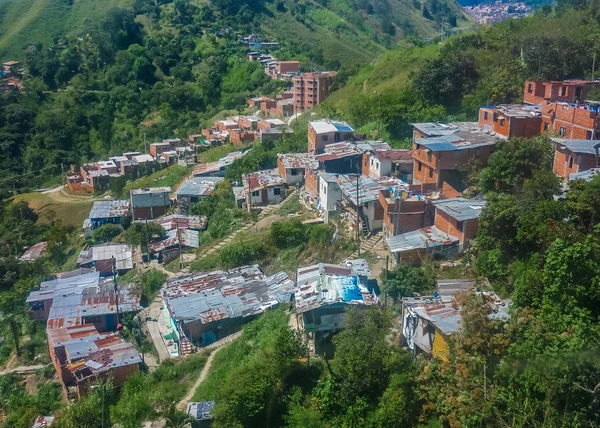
[76,243,133,271]
[163,265,294,324]
[278,153,318,170]
[295,262,377,314]
[176,177,224,197]
[552,138,600,155]
[20,241,47,262]
[89,200,130,220]
[243,169,285,191]
[153,214,207,231]
[433,198,485,221]
[569,167,600,181]
[386,226,458,253]
[336,174,408,206]
[148,228,200,252]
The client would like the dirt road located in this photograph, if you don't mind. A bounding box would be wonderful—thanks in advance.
[176,332,242,410]
[0,364,46,375]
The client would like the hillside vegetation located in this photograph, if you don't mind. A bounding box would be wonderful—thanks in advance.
[0,0,467,61]
[320,5,600,142]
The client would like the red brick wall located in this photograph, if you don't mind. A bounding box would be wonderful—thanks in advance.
[277,157,288,181]
[308,125,317,154]
[434,210,464,243]
[507,117,542,139]
[413,160,438,185]
[478,108,495,129]
[441,181,461,198]
[305,169,319,197]
[463,218,479,243]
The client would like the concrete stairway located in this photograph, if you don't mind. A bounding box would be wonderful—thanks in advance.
[348,231,383,259]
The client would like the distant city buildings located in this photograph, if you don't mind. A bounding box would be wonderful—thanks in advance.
[463,1,531,24]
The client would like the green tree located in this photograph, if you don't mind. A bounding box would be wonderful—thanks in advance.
[91,224,123,244]
[381,263,436,302]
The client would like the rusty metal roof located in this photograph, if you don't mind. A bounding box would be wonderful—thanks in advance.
[20,241,47,262]
[153,214,207,231]
[89,200,130,220]
[278,153,318,170]
[163,265,294,324]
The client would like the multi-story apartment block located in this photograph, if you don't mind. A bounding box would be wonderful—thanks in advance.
[293,72,336,113]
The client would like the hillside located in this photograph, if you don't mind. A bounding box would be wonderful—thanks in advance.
[0,0,469,62]
[0,0,132,60]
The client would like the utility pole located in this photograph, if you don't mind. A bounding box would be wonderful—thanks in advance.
[177,217,183,270]
[246,174,252,213]
[61,163,65,188]
[356,167,360,256]
[112,256,120,325]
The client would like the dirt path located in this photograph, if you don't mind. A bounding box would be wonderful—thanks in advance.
[0,364,46,375]
[176,332,242,410]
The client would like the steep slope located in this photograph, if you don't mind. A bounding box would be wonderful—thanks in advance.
[0,0,132,60]
[0,0,468,63]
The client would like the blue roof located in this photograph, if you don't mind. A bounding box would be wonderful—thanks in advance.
[335,124,354,132]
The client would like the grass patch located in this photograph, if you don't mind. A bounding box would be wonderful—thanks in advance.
[277,197,303,216]
[110,353,208,426]
[123,165,189,195]
[197,144,248,163]
[12,192,94,228]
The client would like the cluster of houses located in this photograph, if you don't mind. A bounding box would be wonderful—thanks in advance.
[247,46,337,113]
[82,193,208,263]
[248,92,295,118]
[200,115,293,147]
[159,259,374,356]
[66,138,198,193]
[0,60,23,92]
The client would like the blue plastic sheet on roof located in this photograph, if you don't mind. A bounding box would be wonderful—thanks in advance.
[333,276,362,302]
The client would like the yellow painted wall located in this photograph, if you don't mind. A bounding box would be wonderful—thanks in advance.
[432,331,450,362]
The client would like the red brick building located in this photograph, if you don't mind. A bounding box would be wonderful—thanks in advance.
[150,141,176,158]
[293,72,337,113]
[411,122,498,189]
[552,138,600,179]
[541,102,600,140]
[277,153,318,185]
[307,119,354,155]
[433,198,484,247]
[379,189,427,238]
[478,104,542,139]
[524,80,599,105]
[27,270,142,398]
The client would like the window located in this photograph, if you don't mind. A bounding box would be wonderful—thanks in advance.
[427,151,432,161]
[323,186,326,194]
[371,158,374,166]
[560,86,567,96]
[527,83,533,93]
[569,156,574,169]
[291,169,298,176]
[252,190,260,197]
[493,112,498,122]
[418,162,422,172]
[484,111,489,120]
[560,127,566,136]
[499,119,505,127]
[376,161,379,169]
[274,188,281,196]
[587,130,593,139]
[429,168,433,178]
[544,122,550,131]
[322,135,328,142]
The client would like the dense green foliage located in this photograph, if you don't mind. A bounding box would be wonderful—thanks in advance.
[324,2,600,142]
[381,263,437,302]
[0,373,62,428]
